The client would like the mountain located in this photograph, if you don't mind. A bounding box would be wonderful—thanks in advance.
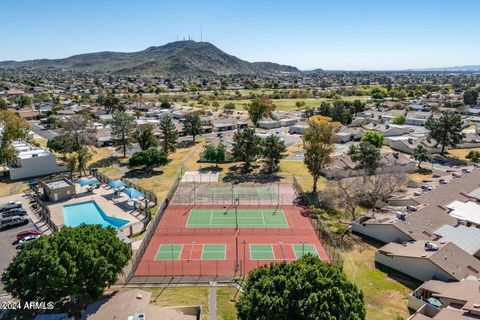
[0,41,301,76]
[408,65,480,72]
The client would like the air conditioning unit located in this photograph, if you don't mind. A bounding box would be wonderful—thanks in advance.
[131,313,146,320]
[424,241,439,251]
[396,212,406,220]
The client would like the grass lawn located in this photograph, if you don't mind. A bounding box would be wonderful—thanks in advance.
[216,287,239,320]
[448,147,480,160]
[342,239,417,320]
[0,181,29,198]
[144,286,210,320]
[279,160,327,192]
[408,171,433,183]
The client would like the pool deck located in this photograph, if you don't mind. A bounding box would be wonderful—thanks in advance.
[47,184,142,227]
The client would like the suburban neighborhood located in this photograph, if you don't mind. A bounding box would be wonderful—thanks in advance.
[2,1,480,320]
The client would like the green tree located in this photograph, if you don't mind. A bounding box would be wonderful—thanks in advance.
[160,116,178,154]
[183,112,203,142]
[244,96,276,127]
[204,143,226,167]
[98,93,120,114]
[129,147,168,170]
[412,145,432,168]
[47,133,79,158]
[76,146,93,177]
[295,101,306,110]
[352,99,366,116]
[303,106,316,118]
[0,111,30,165]
[348,141,381,175]
[361,131,384,148]
[236,255,365,320]
[131,123,158,151]
[319,101,354,125]
[391,114,406,125]
[425,113,464,154]
[1,225,131,315]
[18,95,33,107]
[160,99,171,109]
[466,150,480,162]
[66,153,77,179]
[61,113,96,147]
[0,97,8,110]
[110,111,135,157]
[262,135,287,173]
[303,121,335,192]
[463,89,479,106]
[232,128,262,171]
[223,103,236,112]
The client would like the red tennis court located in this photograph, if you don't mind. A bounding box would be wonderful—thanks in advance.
[135,204,331,277]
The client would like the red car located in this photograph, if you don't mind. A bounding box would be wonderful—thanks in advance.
[16,229,42,240]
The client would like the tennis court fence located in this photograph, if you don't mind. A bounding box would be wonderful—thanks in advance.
[153,227,317,237]
[135,259,294,278]
[171,182,297,206]
[292,175,344,269]
[122,167,184,284]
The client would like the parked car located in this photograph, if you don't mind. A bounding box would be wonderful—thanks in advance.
[462,168,472,173]
[452,172,462,178]
[0,215,29,229]
[16,229,42,240]
[0,201,22,213]
[1,209,27,218]
[18,234,40,245]
[439,178,448,184]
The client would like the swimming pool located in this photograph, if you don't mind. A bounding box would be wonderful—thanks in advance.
[63,200,129,228]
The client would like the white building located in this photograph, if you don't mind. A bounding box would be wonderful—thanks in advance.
[8,141,67,180]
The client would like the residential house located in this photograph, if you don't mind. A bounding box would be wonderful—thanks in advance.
[388,137,442,154]
[289,124,308,134]
[321,151,416,179]
[353,169,480,244]
[334,127,364,143]
[363,123,411,137]
[408,279,480,319]
[375,241,480,282]
[257,119,281,129]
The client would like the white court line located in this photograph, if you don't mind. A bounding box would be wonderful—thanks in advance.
[188,242,195,261]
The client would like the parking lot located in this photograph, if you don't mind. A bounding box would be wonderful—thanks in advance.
[0,194,39,302]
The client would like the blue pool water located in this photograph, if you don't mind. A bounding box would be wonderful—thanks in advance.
[63,201,129,228]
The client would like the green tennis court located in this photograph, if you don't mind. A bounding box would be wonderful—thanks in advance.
[186,208,288,228]
[292,244,319,259]
[201,244,226,260]
[250,244,275,260]
[155,244,183,260]
[204,186,277,200]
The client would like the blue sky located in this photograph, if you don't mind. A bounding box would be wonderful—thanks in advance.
[1,0,479,70]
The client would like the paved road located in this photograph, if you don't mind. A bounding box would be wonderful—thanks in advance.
[30,122,58,140]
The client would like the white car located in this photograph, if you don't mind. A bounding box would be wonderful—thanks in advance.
[19,234,40,245]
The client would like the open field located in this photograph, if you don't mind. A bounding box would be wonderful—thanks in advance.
[342,238,418,320]
[448,147,480,160]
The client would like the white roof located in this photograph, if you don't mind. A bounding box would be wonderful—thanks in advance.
[447,201,480,225]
